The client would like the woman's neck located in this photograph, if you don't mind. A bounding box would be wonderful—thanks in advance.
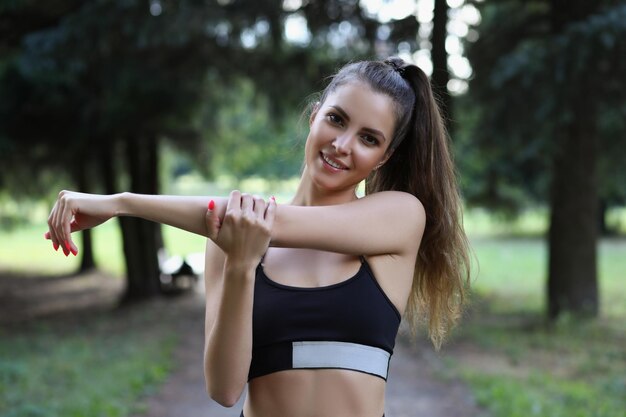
[291,167,358,206]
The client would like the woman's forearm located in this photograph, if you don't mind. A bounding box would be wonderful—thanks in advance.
[204,260,255,406]
[116,192,227,237]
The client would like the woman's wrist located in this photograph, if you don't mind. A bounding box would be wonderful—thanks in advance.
[113,192,131,217]
[223,257,258,280]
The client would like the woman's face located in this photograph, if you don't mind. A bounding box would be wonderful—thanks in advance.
[304,81,396,193]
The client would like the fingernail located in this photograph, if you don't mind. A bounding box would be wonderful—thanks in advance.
[63,248,69,257]
[208,200,215,210]
[53,242,59,251]
[44,232,50,239]
[64,241,70,250]
[70,247,78,256]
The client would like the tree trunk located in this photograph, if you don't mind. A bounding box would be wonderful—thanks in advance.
[76,158,96,272]
[99,140,117,195]
[598,199,609,236]
[120,134,163,302]
[547,0,600,320]
[547,93,599,319]
[431,0,451,129]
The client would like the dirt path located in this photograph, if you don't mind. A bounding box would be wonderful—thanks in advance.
[0,270,124,323]
[134,291,483,417]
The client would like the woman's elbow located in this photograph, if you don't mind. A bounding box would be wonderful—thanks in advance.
[206,382,243,407]
[209,393,240,408]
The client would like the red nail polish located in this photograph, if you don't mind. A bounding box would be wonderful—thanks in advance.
[70,247,78,256]
[64,241,70,250]
[63,248,69,257]
[53,242,59,251]
[208,200,215,210]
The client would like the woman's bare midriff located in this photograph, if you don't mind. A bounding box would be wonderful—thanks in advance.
[244,369,386,417]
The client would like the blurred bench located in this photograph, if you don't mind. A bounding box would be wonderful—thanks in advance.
[158,249,204,294]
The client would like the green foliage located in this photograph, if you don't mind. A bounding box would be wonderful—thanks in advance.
[460,1,626,213]
[0,0,215,195]
[205,79,305,180]
[0,0,415,197]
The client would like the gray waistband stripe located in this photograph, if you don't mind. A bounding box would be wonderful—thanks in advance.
[292,341,391,379]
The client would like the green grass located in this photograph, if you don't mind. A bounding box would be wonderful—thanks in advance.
[465,371,625,417]
[0,221,207,277]
[0,302,178,417]
[451,312,626,417]
[468,237,626,318]
[449,236,626,417]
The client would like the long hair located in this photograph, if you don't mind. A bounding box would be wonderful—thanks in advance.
[318,58,472,349]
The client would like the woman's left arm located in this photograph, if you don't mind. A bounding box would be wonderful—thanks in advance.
[46,190,422,257]
[45,191,228,255]
[272,191,426,256]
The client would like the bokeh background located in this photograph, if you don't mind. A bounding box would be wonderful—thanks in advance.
[0,1,624,416]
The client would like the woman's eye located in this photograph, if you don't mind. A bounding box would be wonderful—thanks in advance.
[327,113,343,125]
[361,135,379,146]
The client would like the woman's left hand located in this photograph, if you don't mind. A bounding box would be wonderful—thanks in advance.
[44,190,119,256]
[205,191,276,268]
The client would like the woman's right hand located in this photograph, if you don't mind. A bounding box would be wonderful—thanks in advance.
[45,190,118,256]
[205,190,275,269]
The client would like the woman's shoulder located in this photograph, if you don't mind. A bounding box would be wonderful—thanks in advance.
[360,191,426,234]
[361,191,425,216]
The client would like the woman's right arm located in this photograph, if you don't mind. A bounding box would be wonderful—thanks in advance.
[203,193,275,406]
[203,241,254,406]
[204,240,254,407]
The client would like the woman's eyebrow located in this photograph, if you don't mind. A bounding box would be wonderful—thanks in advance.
[330,105,351,121]
[329,105,387,142]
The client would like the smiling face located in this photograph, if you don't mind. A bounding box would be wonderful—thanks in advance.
[303,81,397,194]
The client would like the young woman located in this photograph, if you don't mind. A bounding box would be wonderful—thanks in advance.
[45,57,471,417]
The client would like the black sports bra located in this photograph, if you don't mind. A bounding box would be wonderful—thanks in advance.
[248,257,402,381]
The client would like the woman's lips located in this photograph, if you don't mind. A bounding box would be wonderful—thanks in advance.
[320,152,348,171]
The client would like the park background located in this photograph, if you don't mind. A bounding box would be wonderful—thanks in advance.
[0,0,624,416]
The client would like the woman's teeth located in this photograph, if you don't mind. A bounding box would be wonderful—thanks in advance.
[322,153,346,170]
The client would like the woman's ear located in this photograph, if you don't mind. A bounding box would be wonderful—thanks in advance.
[309,102,320,126]
[375,149,394,170]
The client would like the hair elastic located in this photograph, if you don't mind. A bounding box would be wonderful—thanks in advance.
[384,59,406,76]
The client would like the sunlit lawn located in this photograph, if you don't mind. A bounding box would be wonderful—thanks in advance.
[468,236,626,318]
[1,206,625,417]
[451,234,626,417]
[0,221,208,277]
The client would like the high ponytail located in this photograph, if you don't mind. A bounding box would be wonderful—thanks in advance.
[321,58,472,348]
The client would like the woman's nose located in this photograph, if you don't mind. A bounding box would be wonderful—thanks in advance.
[332,133,353,154]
